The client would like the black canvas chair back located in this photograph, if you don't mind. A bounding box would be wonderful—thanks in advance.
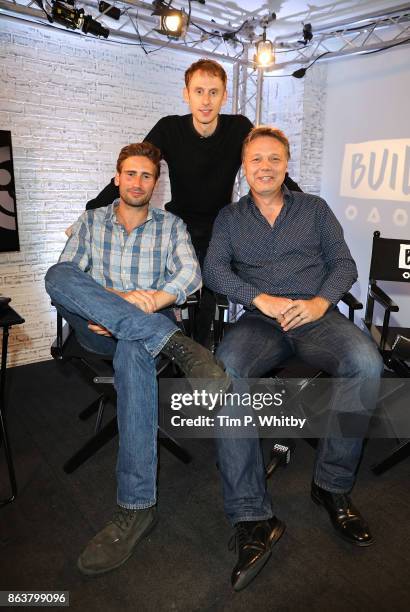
[364,231,410,367]
[369,233,410,283]
[362,231,410,475]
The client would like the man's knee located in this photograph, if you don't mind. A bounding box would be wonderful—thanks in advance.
[216,340,251,378]
[45,261,78,288]
[340,340,384,378]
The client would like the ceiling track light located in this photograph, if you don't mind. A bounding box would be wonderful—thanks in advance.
[254,27,275,69]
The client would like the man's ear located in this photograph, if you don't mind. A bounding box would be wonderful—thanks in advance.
[221,88,228,106]
[114,172,120,187]
[183,86,189,104]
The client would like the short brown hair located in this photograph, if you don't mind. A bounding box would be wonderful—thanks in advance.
[184,59,227,89]
[116,142,161,178]
[242,126,291,160]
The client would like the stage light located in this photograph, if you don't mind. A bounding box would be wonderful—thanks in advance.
[254,28,275,68]
[152,2,188,38]
[51,1,109,37]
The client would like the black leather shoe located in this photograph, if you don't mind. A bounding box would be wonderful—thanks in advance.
[230,517,286,591]
[311,482,374,546]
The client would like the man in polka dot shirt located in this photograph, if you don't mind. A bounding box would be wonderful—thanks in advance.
[204,126,383,591]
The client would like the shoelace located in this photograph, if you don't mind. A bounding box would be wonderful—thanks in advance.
[112,508,137,531]
[166,339,203,370]
[228,522,258,553]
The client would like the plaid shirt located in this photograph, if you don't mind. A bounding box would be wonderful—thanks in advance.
[59,202,202,304]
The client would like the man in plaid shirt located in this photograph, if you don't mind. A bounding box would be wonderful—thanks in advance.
[45,142,229,576]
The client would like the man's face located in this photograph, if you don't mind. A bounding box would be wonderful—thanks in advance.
[243,136,288,198]
[114,156,157,209]
[183,70,227,130]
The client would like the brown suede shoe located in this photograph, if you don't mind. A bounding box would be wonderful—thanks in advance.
[162,331,231,393]
[77,506,157,576]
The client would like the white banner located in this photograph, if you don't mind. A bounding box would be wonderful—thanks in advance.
[340,139,410,202]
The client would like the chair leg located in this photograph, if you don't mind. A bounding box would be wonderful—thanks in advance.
[158,427,192,464]
[64,419,193,474]
[0,405,18,506]
[64,417,118,474]
[371,440,410,475]
[78,394,105,421]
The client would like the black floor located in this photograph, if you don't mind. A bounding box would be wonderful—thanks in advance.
[1,360,410,611]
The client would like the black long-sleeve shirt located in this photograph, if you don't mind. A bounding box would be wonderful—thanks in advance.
[86,114,301,249]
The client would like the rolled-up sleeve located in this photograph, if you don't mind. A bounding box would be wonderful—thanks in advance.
[162,217,202,304]
[58,212,92,272]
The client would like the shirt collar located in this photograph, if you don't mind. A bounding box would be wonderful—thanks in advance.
[106,200,154,225]
[246,183,293,209]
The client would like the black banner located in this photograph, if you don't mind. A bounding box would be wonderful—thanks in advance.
[0,130,20,253]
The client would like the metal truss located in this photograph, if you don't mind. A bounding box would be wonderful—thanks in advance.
[271,3,410,71]
[1,0,409,68]
[0,0,248,63]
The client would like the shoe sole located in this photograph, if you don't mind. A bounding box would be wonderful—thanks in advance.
[311,493,374,547]
[77,514,158,577]
[232,520,286,592]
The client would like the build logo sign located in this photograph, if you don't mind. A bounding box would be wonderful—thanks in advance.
[340,139,410,227]
[0,130,20,253]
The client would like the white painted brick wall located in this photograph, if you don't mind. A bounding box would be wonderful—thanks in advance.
[1,18,324,367]
[264,63,328,194]
[0,19,233,366]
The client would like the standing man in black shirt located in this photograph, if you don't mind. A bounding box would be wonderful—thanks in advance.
[86,59,300,346]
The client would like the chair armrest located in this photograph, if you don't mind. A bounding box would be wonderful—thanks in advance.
[341,292,363,311]
[215,292,229,309]
[50,311,72,359]
[369,283,399,312]
[185,291,200,307]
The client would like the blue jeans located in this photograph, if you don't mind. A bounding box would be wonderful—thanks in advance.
[215,309,384,525]
[45,261,180,509]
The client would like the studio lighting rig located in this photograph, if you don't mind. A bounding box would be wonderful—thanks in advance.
[151,0,188,38]
[51,0,109,37]
[33,0,110,38]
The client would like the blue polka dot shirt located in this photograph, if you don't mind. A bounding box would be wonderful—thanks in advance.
[204,186,358,309]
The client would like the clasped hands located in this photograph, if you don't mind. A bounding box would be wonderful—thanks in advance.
[88,288,162,337]
[252,293,330,331]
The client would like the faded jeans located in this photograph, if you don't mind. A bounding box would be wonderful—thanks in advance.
[45,261,179,509]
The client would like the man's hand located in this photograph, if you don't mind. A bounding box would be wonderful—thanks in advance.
[65,224,74,238]
[88,322,112,336]
[280,297,331,331]
[106,287,157,313]
[122,289,158,313]
[107,287,177,313]
[252,293,294,319]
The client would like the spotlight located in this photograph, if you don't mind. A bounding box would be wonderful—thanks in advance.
[152,2,188,38]
[254,28,275,68]
[51,1,109,37]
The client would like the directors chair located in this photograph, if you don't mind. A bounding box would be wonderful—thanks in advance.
[363,231,410,474]
[51,295,198,474]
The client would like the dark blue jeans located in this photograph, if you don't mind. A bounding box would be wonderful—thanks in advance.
[45,262,180,510]
[215,309,384,525]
